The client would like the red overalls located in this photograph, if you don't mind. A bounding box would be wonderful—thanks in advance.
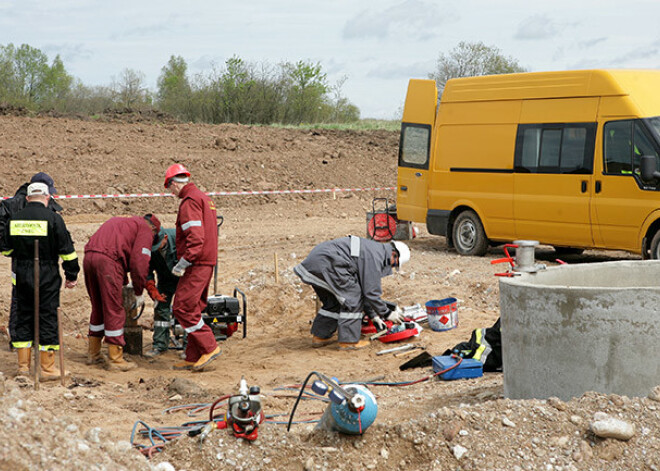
[173,183,218,362]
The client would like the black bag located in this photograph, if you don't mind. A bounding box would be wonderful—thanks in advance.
[443,318,502,372]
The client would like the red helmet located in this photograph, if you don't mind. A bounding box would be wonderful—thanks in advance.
[164,163,191,189]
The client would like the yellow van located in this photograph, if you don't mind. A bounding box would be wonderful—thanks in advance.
[396,69,660,258]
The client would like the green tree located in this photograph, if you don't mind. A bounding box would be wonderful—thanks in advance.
[112,68,149,109]
[281,60,328,124]
[429,41,527,91]
[41,55,74,110]
[157,55,192,120]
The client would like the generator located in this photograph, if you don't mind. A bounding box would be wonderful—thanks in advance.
[203,288,247,341]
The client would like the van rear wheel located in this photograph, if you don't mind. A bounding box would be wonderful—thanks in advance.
[452,210,488,256]
[649,231,660,259]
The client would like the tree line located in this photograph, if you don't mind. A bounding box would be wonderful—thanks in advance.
[0,41,525,124]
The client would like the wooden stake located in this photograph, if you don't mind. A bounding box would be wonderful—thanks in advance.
[33,240,40,390]
[57,308,65,386]
[274,253,279,284]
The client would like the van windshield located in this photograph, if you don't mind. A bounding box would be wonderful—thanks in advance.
[642,117,660,144]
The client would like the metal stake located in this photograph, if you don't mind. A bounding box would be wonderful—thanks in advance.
[33,240,40,390]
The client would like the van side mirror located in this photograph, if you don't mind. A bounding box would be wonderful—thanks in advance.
[640,155,660,183]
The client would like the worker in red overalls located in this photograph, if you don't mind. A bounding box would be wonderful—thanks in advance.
[165,164,220,371]
[84,214,161,371]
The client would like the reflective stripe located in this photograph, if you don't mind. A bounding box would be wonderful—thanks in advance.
[184,318,205,333]
[89,323,105,332]
[11,272,16,286]
[105,328,124,337]
[59,252,78,261]
[339,311,363,320]
[154,321,171,328]
[40,345,60,351]
[181,220,202,231]
[350,235,360,257]
[10,220,48,236]
[142,247,151,256]
[318,308,339,320]
[2,249,13,256]
[473,328,492,362]
[13,341,32,348]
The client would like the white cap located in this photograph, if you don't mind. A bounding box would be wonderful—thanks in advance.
[27,182,49,196]
[392,241,410,268]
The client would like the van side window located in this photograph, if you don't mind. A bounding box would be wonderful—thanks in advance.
[399,123,431,169]
[515,123,595,174]
[604,120,633,174]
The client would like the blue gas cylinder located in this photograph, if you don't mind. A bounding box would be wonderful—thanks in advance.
[316,384,378,435]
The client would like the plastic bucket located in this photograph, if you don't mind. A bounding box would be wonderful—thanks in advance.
[425,298,458,332]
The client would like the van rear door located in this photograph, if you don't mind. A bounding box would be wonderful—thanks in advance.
[397,79,437,223]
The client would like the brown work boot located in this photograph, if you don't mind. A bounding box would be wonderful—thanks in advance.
[106,344,137,371]
[16,347,31,376]
[192,345,221,371]
[311,335,334,348]
[87,336,106,366]
[172,360,195,371]
[338,339,370,351]
[40,350,67,381]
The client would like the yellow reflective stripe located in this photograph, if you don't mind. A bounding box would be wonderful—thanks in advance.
[40,345,59,351]
[10,220,48,236]
[60,252,78,261]
[473,329,486,360]
[1,249,12,256]
[12,341,32,348]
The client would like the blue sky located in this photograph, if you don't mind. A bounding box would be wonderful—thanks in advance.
[2,0,660,119]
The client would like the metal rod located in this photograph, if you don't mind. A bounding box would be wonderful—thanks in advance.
[33,240,40,390]
[376,344,418,356]
[57,307,65,386]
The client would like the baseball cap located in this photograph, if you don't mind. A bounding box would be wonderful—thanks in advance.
[30,172,57,194]
[27,182,50,196]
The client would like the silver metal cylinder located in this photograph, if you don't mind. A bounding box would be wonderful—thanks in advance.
[513,240,540,272]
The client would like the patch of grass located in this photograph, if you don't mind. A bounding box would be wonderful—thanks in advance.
[269,119,400,132]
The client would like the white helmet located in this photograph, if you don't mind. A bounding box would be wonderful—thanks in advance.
[391,241,410,268]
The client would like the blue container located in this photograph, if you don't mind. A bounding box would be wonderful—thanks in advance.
[425,298,458,331]
[432,355,483,380]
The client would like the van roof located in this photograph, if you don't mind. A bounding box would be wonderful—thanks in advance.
[441,69,660,103]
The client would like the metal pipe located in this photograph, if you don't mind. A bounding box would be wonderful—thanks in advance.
[33,240,40,390]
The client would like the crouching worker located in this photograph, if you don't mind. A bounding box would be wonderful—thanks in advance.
[84,214,161,371]
[293,236,410,350]
[144,226,179,357]
[1,183,79,379]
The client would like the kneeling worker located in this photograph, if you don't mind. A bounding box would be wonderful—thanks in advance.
[1,182,79,379]
[294,236,410,350]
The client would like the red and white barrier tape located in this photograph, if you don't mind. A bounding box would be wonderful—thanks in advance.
[1,186,395,201]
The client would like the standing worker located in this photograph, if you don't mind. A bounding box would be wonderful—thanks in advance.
[0,172,63,351]
[84,214,161,371]
[294,236,410,350]
[0,182,79,379]
[164,163,220,371]
[144,225,179,357]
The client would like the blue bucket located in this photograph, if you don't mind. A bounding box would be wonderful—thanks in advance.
[425,297,458,331]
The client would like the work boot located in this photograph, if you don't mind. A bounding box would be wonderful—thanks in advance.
[191,346,221,372]
[40,350,67,381]
[172,360,195,371]
[144,348,167,359]
[338,339,370,351]
[311,335,334,348]
[87,336,106,366]
[16,347,31,376]
[106,344,137,371]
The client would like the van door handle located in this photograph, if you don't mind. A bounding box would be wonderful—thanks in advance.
[595,181,602,193]
[581,181,588,193]
[415,172,422,177]
[401,186,408,191]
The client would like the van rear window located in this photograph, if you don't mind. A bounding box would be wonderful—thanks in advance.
[399,123,431,169]
[515,123,596,174]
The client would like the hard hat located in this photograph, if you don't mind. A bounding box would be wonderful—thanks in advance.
[391,241,410,268]
[164,163,191,189]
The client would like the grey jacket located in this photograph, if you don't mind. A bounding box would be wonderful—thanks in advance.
[294,236,393,316]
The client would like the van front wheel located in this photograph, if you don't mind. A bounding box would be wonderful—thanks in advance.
[452,210,488,256]
[649,231,660,259]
